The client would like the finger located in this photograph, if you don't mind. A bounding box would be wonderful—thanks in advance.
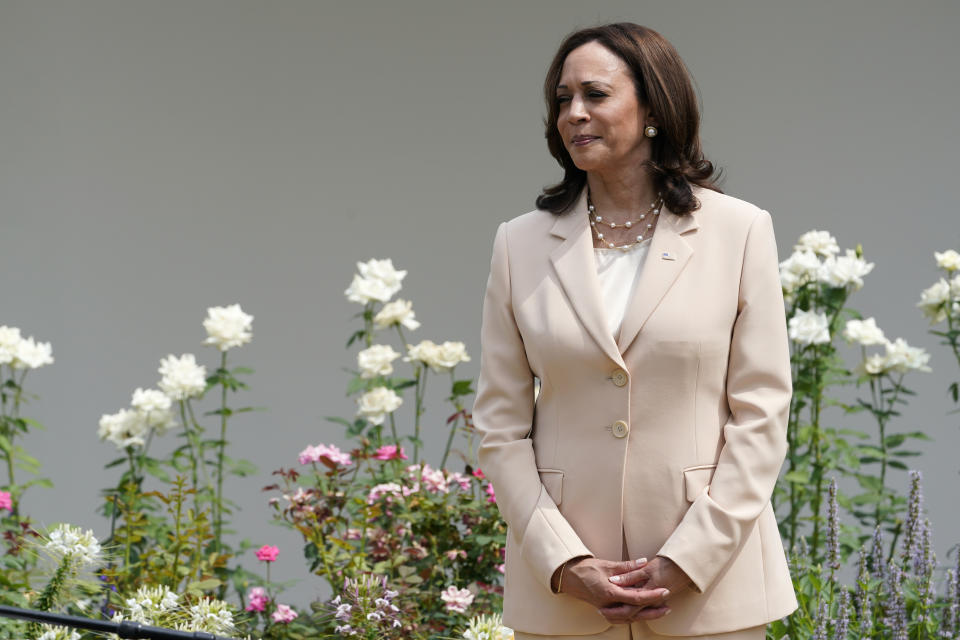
[631,605,671,621]
[608,557,648,575]
[611,585,670,608]
[598,603,643,625]
[608,568,648,587]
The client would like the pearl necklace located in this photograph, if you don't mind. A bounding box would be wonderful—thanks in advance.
[587,188,663,251]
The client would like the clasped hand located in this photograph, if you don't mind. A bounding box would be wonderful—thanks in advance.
[557,555,694,624]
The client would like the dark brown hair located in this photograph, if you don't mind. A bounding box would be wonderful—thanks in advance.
[536,23,721,216]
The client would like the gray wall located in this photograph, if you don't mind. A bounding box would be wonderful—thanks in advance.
[2,0,958,606]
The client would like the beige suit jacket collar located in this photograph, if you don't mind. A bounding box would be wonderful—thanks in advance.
[548,185,701,366]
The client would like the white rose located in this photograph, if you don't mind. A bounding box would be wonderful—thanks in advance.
[779,250,821,294]
[345,259,406,304]
[357,344,401,379]
[11,336,54,370]
[788,309,831,346]
[158,354,207,400]
[97,409,149,450]
[357,259,406,295]
[860,353,890,376]
[405,339,440,367]
[0,326,22,365]
[843,318,886,346]
[817,249,874,290]
[374,299,421,331]
[430,341,471,370]
[934,249,960,272]
[794,230,840,258]
[917,278,951,324]
[356,387,403,425]
[883,338,931,373]
[344,274,394,304]
[131,388,176,434]
[202,304,253,351]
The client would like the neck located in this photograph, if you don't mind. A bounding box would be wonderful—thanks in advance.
[585,170,659,222]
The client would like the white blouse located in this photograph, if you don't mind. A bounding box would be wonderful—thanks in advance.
[593,238,653,338]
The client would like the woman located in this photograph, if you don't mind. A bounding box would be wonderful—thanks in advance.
[472,23,797,640]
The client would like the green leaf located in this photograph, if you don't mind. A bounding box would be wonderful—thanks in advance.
[784,470,810,484]
[231,366,255,375]
[186,578,221,593]
[325,416,353,428]
[229,458,258,477]
[452,380,474,396]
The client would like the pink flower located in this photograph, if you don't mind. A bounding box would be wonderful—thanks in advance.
[472,468,485,480]
[345,528,362,540]
[440,585,474,614]
[0,491,11,512]
[496,563,505,574]
[419,464,449,494]
[444,549,467,561]
[298,443,352,467]
[245,586,269,612]
[255,545,279,563]
[485,483,496,503]
[447,471,471,491]
[372,444,408,461]
[271,603,298,623]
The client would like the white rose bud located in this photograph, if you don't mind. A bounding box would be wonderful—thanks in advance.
[843,318,886,346]
[356,387,403,425]
[788,309,831,346]
[357,344,401,379]
[934,249,960,272]
[203,304,253,351]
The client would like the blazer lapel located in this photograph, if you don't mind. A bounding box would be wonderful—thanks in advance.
[616,202,699,354]
[549,188,626,368]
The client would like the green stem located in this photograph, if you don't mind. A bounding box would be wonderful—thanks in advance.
[413,365,428,464]
[440,370,462,469]
[178,400,200,517]
[185,400,212,492]
[215,351,227,554]
[124,448,137,570]
[809,344,824,560]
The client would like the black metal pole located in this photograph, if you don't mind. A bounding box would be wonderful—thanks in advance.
[0,604,242,640]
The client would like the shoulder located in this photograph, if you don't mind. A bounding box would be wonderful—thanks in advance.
[692,186,774,238]
[502,207,557,235]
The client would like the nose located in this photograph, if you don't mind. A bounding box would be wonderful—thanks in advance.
[567,94,589,123]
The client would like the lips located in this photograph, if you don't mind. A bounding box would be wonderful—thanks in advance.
[572,135,599,143]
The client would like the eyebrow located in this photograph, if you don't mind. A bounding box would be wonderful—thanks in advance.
[556,80,611,91]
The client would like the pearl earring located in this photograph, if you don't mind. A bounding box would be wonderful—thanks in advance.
[644,125,658,138]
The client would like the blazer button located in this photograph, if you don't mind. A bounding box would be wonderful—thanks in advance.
[612,420,629,438]
[611,369,628,387]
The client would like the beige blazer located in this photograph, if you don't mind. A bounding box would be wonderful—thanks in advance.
[472,184,798,636]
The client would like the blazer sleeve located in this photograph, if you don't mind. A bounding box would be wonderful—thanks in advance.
[473,221,594,591]
[655,209,792,594]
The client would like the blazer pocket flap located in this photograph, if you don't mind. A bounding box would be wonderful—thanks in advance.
[683,464,717,502]
[537,468,563,506]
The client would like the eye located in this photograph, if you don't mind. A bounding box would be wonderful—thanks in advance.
[555,95,570,104]
[588,91,607,98]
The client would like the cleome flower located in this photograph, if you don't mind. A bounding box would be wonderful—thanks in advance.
[44,524,102,570]
[463,613,514,640]
[124,585,180,623]
[36,626,80,640]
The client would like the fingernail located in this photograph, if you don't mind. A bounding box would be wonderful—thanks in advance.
[635,557,647,566]
[661,589,670,598]
[664,609,672,616]
[609,575,621,583]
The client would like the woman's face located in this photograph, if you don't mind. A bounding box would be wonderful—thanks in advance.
[556,41,654,174]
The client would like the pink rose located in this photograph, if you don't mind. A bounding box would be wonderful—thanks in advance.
[372,444,408,461]
[271,603,298,623]
[0,491,11,512]
[255,544,279,563]
[485,483,496,503]
[245,586,269,612]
